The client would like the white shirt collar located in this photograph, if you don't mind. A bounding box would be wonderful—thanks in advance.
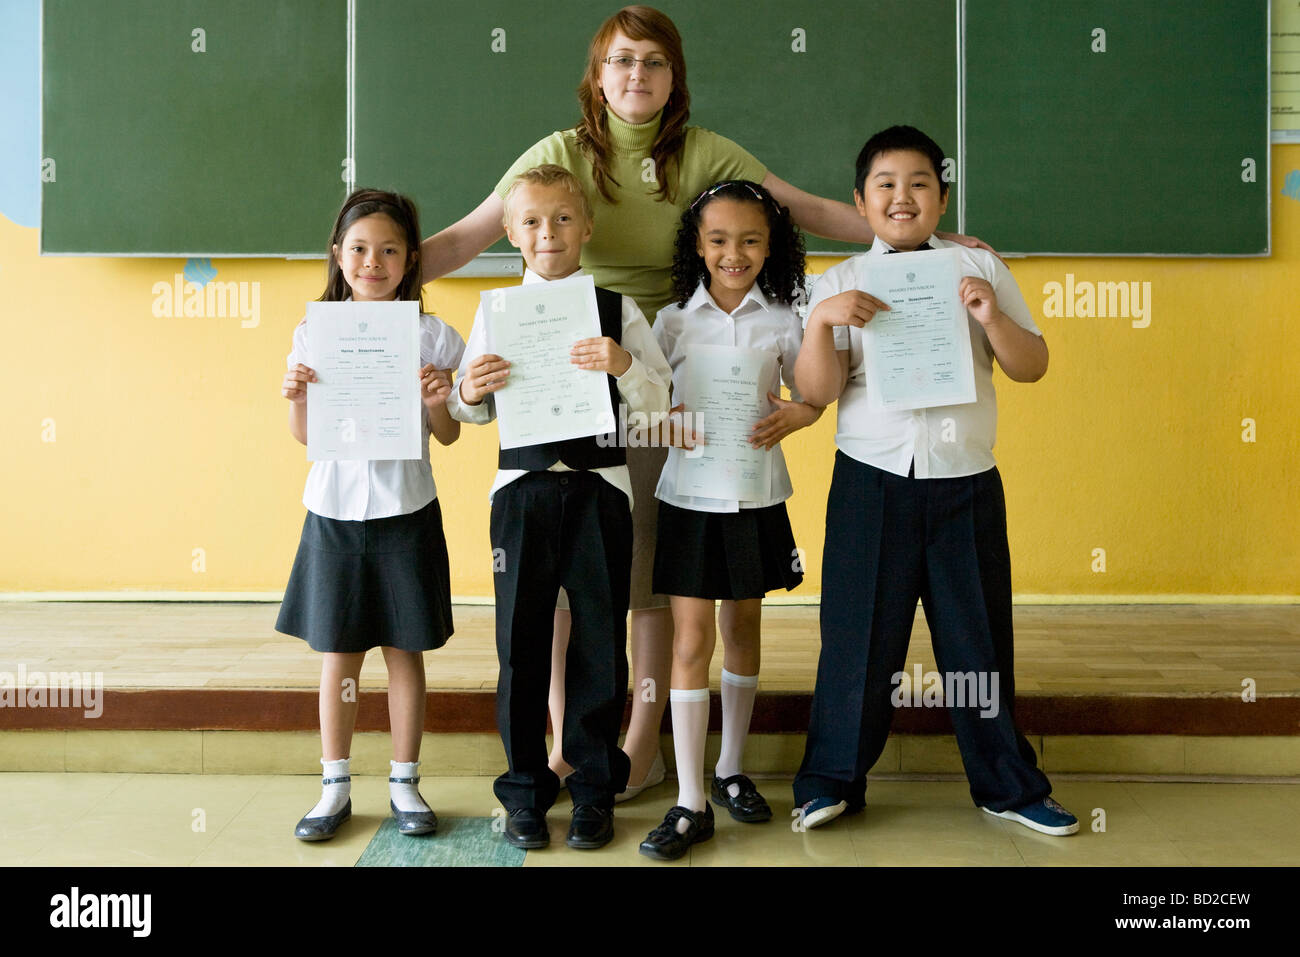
[868,233,943,256]
[683,279,773,317]
[521,266,589,285]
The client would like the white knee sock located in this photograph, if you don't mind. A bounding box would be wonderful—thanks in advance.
[670,688,711,828]
[306,757,351,818]
[716,669,758,792]
[389,760,431,813]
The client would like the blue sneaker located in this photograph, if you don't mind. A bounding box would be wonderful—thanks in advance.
[982,796,1079,836]
[799,796,848,830]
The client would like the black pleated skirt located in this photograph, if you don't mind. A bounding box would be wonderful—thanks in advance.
[275,498,454,653]
[652,500,804,600]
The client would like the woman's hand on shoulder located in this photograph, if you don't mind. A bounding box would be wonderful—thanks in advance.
[935,231,1007,265]
[282,364,316,403]
[750,393,822,450]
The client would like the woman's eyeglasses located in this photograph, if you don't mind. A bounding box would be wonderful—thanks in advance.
[602,55,671,73]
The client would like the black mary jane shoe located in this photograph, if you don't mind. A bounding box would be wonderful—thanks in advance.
[390,800,438,836]
[711,773,773,823]
[638,804,715,861]
[504,807,550,849]
[293,799,352,842]
[566,805,614,850]
[388,774,438,836]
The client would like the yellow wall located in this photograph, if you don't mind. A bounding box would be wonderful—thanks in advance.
[2,146,1297,598]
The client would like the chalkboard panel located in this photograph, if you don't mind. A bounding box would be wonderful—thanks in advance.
[963,0,1270,255]
[354,0,959,257]
[41,0,347,256]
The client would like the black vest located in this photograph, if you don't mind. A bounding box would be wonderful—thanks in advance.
[498,285,627,471]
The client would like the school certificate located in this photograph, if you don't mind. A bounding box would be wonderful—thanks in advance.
[675,344,774,502]
[483,274,615,450]
[305,300,422,461]
[857,247,977,411]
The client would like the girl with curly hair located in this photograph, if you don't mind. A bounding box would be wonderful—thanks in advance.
[639,180,821,860]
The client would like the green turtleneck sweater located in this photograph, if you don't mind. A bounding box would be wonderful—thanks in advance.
[494,111,766,320]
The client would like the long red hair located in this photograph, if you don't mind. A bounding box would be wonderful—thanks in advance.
[574,5,691,204]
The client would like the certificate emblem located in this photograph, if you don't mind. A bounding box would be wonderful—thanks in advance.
[551,404,562,416]
[358,322,368,332]
[731,365,741,376]
[535,304,545,314]
[906,272,916,283]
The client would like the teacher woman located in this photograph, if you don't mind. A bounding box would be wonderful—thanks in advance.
[422,5,978,797]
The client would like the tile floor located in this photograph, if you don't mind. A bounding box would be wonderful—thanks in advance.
[3,772,1296,867]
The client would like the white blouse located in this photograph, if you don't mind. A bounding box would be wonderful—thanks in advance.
[288,313,466,521]
[653,282,804,513]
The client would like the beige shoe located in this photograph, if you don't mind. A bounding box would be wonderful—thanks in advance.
[615,751,666,804]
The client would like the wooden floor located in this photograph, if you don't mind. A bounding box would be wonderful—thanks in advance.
[1,601,1296,695]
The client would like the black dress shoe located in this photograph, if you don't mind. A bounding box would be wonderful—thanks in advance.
[711,773,773,823]
[293,799,351,842]
[503,808,549,849]
[566,805,614,849]
[638,804,714,861]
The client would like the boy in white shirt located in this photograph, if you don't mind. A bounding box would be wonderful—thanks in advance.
[792,126,1077,836]
[448,165,670,850]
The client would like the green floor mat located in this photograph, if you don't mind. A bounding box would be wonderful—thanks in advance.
[355,816,525,867]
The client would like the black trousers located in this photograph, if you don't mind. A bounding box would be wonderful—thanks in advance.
[794,452,1051,812]
[490,471,632,811]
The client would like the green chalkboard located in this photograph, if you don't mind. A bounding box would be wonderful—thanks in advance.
[41,0,347,256]
[354,0,959,258]
[964,0,1270,255]
[41,1,1271,258]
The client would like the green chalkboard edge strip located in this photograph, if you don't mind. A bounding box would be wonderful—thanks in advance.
[346,0,356,196]
[983,250,1272,260]
[1266,0,1275,255]
[36,0,45,254]
[956,0,966,237]
[38,251,331,259]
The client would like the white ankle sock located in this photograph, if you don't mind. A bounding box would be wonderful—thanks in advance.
[670,688,710,831]
[716,669,758,794]
[306,757,351,818]
[389,760,431,813]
